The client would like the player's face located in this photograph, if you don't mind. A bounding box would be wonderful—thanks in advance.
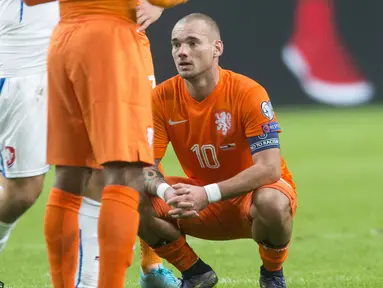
[171,21,216,79]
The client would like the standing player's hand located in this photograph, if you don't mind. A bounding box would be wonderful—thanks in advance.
[136,0,164,32]
[167,184,209,219]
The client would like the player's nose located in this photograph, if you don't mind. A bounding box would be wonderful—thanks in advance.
[177,44,189,58]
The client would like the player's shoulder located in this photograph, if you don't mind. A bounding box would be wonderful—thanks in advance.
[221,68,267,97]
[153,74,183,101]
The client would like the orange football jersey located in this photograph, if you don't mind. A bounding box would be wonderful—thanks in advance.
[147,0,187,8]
[60,0,137,22]
[152,68,295,189]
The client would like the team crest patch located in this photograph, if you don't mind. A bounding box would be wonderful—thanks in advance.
[3,146,16,168]
[261,101,274,120]
[215,111,232,136]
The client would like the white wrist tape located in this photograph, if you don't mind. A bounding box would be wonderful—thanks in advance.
[203,183,222,203]
[156,183,171,201]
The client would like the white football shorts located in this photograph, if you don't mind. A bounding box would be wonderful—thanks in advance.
[0,72,49,178]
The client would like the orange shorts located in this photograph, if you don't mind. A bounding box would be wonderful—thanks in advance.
[150,176,297,240]
[47,15,154,168]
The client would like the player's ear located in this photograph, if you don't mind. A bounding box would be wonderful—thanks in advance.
[213,40,224,58]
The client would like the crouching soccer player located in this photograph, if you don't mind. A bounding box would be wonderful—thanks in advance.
[138,13,297,288]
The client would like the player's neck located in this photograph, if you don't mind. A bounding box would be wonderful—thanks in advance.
[185,67,220,102]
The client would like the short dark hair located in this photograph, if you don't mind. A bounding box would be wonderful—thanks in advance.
[177,13,221,40]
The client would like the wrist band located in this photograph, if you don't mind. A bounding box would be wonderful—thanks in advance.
[156,183,170,201]
[203,183,222,203]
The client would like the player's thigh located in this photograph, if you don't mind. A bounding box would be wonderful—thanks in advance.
[0,74,50,178]
[253,179,297,217]
[47,24,95,168]
[178,195,254,240]
[68,16,153,166]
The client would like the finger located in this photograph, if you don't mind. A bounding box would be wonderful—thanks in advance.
[172,183,188,189]
[168,207,187,215]
[137,19,151,32]
[136,13,147,25]
[174,187,190,195]
[167,196,193,207]
[176,201,194,209]
[166,195,188,206]
[170,202,193,210]
[168,208,197,217]
[171,210,199,219]
[136,6,143,17]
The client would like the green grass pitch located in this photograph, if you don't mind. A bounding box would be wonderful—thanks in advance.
[0,106,382,287]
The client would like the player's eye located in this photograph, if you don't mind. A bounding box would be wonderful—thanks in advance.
[189,41,196,47]
[172,43,181,48]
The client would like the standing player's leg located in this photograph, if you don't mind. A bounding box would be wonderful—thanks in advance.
[250,181,296,287]
[98,162,144,287]
[45,18,150,286]
[44,27,94,285]
[66,17,154,288]
[45,166,91,287]
[0,74,50,254]
[73,34,177,285]
[44,16,148,287]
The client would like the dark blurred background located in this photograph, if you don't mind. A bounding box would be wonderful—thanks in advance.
[147,0,382,106]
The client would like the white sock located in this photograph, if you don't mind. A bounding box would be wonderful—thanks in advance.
[0,220,16,254]
[75,197,100,288]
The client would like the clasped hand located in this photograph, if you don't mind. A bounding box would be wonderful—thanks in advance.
[164,184,209,219]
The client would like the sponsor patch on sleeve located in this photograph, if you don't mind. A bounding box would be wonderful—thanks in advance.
[262,122,281,134]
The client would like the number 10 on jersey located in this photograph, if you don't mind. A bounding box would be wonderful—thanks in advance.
[191,144,220,169]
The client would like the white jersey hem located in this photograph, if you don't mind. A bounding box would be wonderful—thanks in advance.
[2,165,50,178]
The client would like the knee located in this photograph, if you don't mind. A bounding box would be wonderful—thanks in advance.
[251,188,292,226]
